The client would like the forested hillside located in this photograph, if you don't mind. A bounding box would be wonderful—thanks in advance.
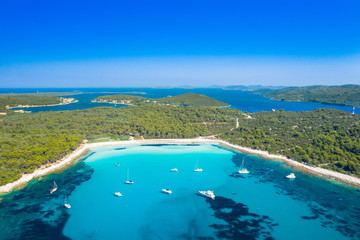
[93,93,230,107]
[255,85,360,107]
[222,109,360,176]
[0,94,62,111]
[0,106,238,185]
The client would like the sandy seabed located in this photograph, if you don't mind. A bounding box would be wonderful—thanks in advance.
[1,138,359,193]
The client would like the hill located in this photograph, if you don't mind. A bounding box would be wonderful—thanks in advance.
[93,93,230,107]
[254,85,360,107]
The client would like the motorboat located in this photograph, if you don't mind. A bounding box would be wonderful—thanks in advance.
[161,189,172,194]
[198,190,215,200]
[114,192,123,197]
[286,173,296,179]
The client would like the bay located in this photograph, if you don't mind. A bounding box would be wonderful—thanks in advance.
[4,88,357,114]
[1,144,359,240]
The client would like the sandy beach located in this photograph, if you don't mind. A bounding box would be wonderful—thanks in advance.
[1,138,359,194]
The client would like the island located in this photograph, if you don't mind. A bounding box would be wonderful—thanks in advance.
[0,93,359,191]
[0,93,78,112]
[92,92,231,107]
[254,84,360,107]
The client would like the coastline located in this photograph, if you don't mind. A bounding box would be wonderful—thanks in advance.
[1,138,359,194]
[9,98,79,109]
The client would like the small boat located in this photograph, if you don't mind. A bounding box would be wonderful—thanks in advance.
[114,192,123,197]
[116,163,120,166]
[238,158,249,174]
[161,189,172,194]
[124,169,134,184]
[194,160,203,172]
[170,168,178,172]
[286,173,296,179]
[50,181,58,194]
[64,194,71,209]
[198,190,215,200]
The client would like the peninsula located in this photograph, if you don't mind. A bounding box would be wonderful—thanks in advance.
[0,93,78,112]
[254,84,360,107]
[92,92,231,107]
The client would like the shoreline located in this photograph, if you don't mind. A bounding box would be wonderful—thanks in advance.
[1,138,359,194]
[9,98,79,109]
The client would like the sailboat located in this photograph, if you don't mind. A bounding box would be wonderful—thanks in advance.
[64,194,71,209]
[194,160,203,172]
[124,168,134,184]
[238,158,249,174]
[50,181,58,194]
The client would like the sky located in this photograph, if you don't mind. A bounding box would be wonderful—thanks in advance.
[0,0,359,88]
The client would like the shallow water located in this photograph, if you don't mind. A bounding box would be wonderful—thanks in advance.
[1,144,359,240]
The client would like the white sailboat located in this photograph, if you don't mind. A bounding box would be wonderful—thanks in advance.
[238,158,249,174]
[64,194,71,209]
[194,160,203,172]
[114,192,123,197]
[170,168,178,172]
[50,181,58,194]
[124,168,134,184]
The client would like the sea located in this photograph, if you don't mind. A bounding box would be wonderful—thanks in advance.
[0,144,359,240]
[0,88,359,240]
[2,87,358,114]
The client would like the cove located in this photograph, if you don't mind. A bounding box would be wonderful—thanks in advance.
[1,143,359,240]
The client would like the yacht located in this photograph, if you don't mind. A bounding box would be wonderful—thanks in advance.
[238,158,249,174]
[161,189,172,194]
[114,192,123,197]
[286,173,296,179]
[198,190,215,200]
[170,168,178,172]
[194,160,203,172]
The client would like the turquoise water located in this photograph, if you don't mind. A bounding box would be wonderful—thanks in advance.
[1,144,359,240]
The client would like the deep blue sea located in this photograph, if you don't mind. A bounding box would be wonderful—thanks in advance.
[2,88,358,114]
[1,144,359,240]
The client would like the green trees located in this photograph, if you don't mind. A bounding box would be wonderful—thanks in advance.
[0,94,64,111]
[0,100,360,186]
[93,93,230,107]
[221,108,360,176]
[255,84,360,107]
[0,105,234,185]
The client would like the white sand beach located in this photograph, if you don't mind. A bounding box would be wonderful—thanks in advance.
[1,138,359,194]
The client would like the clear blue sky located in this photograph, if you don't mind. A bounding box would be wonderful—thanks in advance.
[1,0,359,87]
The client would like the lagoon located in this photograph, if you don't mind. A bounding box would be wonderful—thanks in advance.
[1,143,359,240]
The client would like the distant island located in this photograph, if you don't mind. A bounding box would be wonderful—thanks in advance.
[92,92,231,107]
[0,92,359,189]
[0,93,78,112]
[254,84,360,107]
